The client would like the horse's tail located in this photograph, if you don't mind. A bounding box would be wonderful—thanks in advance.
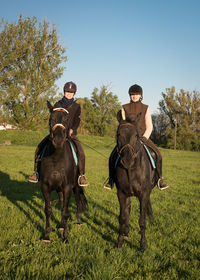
[74,186,88,213]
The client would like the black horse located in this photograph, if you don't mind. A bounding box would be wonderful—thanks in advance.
[40,101,87,243]
[114,114,156,251]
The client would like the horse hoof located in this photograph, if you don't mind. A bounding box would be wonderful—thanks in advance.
[58,227,64,231]
[42,239,50,243]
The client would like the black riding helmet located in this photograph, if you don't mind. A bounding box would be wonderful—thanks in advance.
[129,84,143,95]
[63,81,77,94]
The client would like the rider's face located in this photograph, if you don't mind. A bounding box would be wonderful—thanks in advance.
[64,91,75,100]
[130,94,141,103]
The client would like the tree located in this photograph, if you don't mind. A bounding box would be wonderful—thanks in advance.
[90,85,121,136]
[159,87,200,150]
[151,112,169,146]
[0,15,67,129]
[77,86,121,136]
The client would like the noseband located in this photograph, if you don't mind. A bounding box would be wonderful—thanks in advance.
[52,123,66,131]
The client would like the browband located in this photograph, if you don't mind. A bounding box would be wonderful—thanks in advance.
[53,107,69,114]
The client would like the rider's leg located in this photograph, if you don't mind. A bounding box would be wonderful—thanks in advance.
[71,136,88,187]
[145,139,169,190]
[104,146,118,190]
[28,135,50,183]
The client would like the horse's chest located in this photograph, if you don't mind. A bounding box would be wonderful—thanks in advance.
[42,158,66,183]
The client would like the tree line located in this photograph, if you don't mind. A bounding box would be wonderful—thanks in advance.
[0,16,200,150]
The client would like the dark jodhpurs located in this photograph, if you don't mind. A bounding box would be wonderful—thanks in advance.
[108,139,162,183]
[33,135,85,175]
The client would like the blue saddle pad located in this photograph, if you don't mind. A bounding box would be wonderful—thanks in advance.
[143,144,156,169]
[40,141,78,166]
[69,141,78,166]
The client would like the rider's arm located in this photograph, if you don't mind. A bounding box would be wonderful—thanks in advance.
[143,107,153,139]
[71,104,81,131]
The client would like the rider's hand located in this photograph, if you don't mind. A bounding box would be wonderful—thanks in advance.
[140,136,148,143]
[69,129,73,136]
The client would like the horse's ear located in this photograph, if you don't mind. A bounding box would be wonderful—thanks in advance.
[117,108,126,123]
[47,100,53,112]
[135,112,141,123]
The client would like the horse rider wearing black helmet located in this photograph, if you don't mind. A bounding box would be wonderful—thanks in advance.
[104,84,169,191]
[28,81,88,187]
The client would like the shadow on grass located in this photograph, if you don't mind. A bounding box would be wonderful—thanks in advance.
[0,170,143,249]
[0,171,44,235]
[0,171,123,246]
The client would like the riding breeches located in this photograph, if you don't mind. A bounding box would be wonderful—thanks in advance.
[71,135,85,175]
[144,138,162,179]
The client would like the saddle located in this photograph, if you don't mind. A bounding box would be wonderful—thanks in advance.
[113,144,156,170]
[40,138,78,166]
[143,144,156,169]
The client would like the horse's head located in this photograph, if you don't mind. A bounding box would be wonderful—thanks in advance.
[47,101,69,149]
[117,113,141,169]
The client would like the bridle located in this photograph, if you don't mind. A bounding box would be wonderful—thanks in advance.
[117,122,140,158]
[51,107,69,132]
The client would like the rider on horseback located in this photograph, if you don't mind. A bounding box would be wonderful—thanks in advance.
[28,81,88,187]
[104,84,169,191]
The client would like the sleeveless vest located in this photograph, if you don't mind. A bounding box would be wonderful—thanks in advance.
[123,102,148,136]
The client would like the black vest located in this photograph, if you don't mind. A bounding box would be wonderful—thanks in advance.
[122,102,148,136]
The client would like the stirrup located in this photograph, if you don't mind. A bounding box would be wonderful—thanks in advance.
[78,175,88,187]
[157,178,169,190]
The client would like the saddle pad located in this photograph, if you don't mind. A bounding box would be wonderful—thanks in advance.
[143,144,156,169]
[69,141,78,166]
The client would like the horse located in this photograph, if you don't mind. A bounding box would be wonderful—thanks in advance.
[40,101,88,243]
[114,113,156,251]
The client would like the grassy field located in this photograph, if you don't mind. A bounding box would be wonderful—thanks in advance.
[0,131,200,279]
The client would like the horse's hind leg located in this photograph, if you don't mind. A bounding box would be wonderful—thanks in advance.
[147,198,154,223]
[139,195,148,251]
[42,186,52,242]
[73,186,88,225]
[117,189,131,248]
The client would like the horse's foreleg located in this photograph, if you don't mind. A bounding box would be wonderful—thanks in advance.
[57,191,64,231]
[42,187,52,242]
[139,195,148,251]
[62,187,72,243]
[117,190,131,248]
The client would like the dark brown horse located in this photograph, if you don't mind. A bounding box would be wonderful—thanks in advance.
[40,101,87,243]
[114,114,156,251]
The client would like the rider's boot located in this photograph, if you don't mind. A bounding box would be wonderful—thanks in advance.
[104,178,113,190]
[28,171,39,183]
[28,146,40,183]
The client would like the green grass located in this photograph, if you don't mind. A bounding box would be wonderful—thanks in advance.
[0,132,200,279]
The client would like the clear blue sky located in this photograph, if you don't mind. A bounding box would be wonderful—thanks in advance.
[1,0,200,113]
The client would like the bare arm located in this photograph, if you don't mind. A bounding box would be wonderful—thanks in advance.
[143,107,153,139]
